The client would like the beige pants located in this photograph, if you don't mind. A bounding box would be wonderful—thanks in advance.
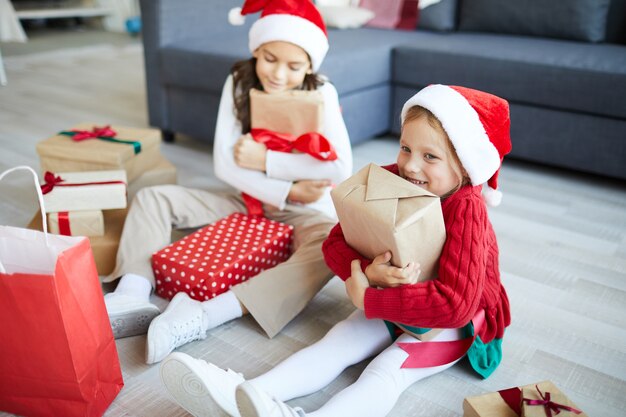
[107,185,336,338]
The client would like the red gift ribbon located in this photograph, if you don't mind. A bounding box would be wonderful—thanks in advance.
[499,387,523,415]
[59,125,142,154]
[57,211,72,236]
[250,128,338,161]
[241,128,338,216]
[40,171,126,195]
[397,309,485,368]
[523,385,582,416]
[70,125,117,141]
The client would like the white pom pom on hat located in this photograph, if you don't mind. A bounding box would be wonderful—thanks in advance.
[228,7,245,25]
[228,0,329,71]
[401,84,512,207]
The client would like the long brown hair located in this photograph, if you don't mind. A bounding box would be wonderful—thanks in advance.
[403,105,471,198]
[231,57,323,133]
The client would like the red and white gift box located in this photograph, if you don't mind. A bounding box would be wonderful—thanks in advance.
[152,213,294,301]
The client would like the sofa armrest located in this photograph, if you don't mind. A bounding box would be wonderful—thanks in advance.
[139,0,245,131]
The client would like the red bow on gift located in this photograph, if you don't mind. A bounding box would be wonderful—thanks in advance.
[40,171,65,195]
[250,128,338,161]
[522,385,582,417]
[70,125,117,141]
[40,171,127,195]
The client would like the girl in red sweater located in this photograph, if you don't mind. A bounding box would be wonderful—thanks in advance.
[159,85,512,417]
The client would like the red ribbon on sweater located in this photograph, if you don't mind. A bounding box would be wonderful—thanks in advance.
[397,309,485,368]
[70,125,117,141]
[40,171,126,195]
[523,385,582,416]
[57,212,72,236]
[241,128,338,216]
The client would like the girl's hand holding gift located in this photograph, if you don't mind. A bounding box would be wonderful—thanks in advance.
[365,251,421,288]
[288,179,331,204]
[234,134,268,171]
[346,259,370,309]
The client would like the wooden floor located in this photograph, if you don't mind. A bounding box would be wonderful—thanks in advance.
[1,30,625,417]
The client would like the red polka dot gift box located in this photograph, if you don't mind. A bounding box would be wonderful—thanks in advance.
[152,213,294,301]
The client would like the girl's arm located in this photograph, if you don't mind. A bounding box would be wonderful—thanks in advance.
[214,75,293,209]
[322,223,372,281]
[265,82,353,184]
[362,196,488,329]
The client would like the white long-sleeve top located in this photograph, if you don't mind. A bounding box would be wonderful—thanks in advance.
[213,74,353,219]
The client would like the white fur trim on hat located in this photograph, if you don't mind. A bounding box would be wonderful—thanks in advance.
[401,85,501,186]
[249,14,329,71]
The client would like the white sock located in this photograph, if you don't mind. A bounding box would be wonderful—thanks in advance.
[113,273,152,301]
[201,290,243,330]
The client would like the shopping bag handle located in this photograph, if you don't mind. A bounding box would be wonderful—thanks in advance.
[0,166,49,273]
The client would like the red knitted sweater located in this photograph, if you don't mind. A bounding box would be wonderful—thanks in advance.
[323,164,511,344]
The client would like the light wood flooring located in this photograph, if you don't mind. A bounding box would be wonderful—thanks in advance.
[1,30,625,417]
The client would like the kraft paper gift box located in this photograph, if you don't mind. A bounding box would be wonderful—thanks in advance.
[463,380,587,417]
[127,155,177,200]
[48,210,105,237]
[42,170,127,213]
[29,209,127,276]
[152,213,293,301]
[331,163,446,340]
[250,88,324,135]
[36,123,162,182]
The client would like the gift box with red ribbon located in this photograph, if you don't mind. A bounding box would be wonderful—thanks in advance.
[463,380,586,417]
[36,123,162,182]
[152,213,293,301]
[41,169,127,213]
[48,210,104,237]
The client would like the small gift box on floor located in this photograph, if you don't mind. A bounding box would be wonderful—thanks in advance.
[463,380,587,417]
[30,208,128,276]
[331,163,446,340]
[41,170,127,213]
[48,210,104,237]
[152,213,293,301]
[36,123,162,182]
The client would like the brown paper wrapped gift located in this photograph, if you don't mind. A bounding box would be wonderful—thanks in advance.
[463,380,587,417]
[36,123,162,182]
[29,209,127,276]
[48,210,104,237]
[250,88,324,135]
[127,155,177,200]
[331,163,446,340]
[331,163,445,279]
[521,381,586,417]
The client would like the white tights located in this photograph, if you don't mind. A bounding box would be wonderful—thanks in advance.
[250,310,464,417]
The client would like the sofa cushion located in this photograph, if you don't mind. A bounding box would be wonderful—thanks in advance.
[419,0,457,31]
[392,32,626,119]
[322,28,417,94]
[458,0,612,43]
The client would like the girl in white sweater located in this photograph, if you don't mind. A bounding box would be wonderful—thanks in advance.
[103,0,352,365]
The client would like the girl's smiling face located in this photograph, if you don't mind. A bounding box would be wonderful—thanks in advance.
[253,41,311,93]
[397,115,463,197]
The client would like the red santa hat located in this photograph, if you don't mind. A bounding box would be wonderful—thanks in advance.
[401,84,512,207]
[229,0,329,71]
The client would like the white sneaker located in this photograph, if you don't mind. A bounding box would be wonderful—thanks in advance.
[160,352,245,417]
[236,382,305,417]
[146,292,208,364]
[104,293,160,339]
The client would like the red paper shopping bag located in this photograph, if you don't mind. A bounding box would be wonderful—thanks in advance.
[0,166,124,417]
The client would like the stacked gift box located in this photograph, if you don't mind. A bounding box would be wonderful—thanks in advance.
[463,380,587,417]
[28,123,178,276]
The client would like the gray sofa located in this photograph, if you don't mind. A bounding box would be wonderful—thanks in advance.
[139,0,626,180]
